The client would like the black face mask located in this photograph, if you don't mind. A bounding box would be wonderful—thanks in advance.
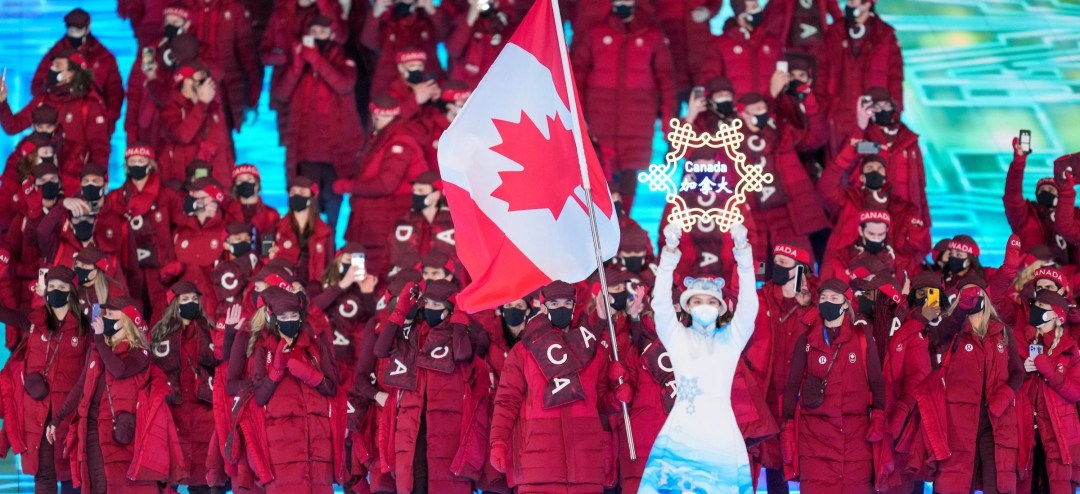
[72,221,95,242]
[67,35,85,48]
[857,295,875,317]
[613,200,624,215]
[610,292,629,312]
[863,238,886,254]
[912,295,927,308]
[786,80,804,97]
[874,110,894,126]
[480,5,497,17]
[1030,304,1052,328]
[288,195,310,212]
[423,308,446,327]
[613,4,634,19]
[947,257,968,274]
[33,130,54,140]
[277,319,302,338]
[81,184,103,202]
[752,113,769,129]
[713,100,734,116]
[622,256,645,273]
[844,5,860,23]
[393,1,412,16]
[230,241,251,257]
[47,70,63,87]
[252,290,262,307]
[235,181,257,198]
[102,317,121,338]
[971,296,985,314]
[1037,190,1057,208]
[771,263,792,284]
[863,171,886,190]
[74,266,94,284]
[164,24,182,39]
[405,69,425,85]
[179,301,201,320]
[502,307,527,327]
[744,11,764,27]
[40,181,61,200]
[46,289,69,309]
[183,195,200,215]
[127,165,149,180]
[314,38,329,50]
[819,301,845,322]
[548,307,573,329]
[412,193,430,212]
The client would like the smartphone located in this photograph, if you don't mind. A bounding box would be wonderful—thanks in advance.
[1019,129,1031,154]
[691,86,705,101]
[2,67,7,83]
[794,265,805,293]
[926,287,941,308]
[302,35,315,48]
[1029,343,1044,356]
[477,0,492,12]
[91,303,100,322]
[856,141,882,155]
[141,46,155,73]
[260,234,275,257]
[776,60,789,73]
[38,268,47,289]
[860,95,873,107]
[351,252,367,280]
[89,201,100,215]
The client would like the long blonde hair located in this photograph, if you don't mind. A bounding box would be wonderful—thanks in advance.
[1011,260,1046,294]
[107,313,149,350]
[246,306,281,356]
[946,287,1006,344]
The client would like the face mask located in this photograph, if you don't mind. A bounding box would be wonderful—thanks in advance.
[786,80,804,97]
[857,295,874,317]
[771,264,792,284]
[46,289,69,309]
[744,11,763,27]
[502,307,527,327]
[874,110,894,126]
[127,165,149,180]
[236,181,257,198]
[947,257,968,274]
[613,200,624,215]
[74,266,94,284]
[819,301,845,322]
[393,1,412,16]
[405,69,425,85]
[863,238,886,254]
[1037,190,1057,208]
[423,308,446,327]
[622,256,645,273]
[712,100,734,116]
[183,195,200,215]
[844,5,860,23]
[288,195,310,212]
[912,295,927,308]
[33,130,54,141]
[1029,304,1052,328]
[863,171,886,190]
[971,296,985,314]
[72,221,95,242]
[314,38,329,50]
[47,70,63,87]
[102,317,121,338]
[40,181,61,200]
[610,292,629,312]
[412,193,429,212]
[81,184,103,202]
[39,155,56,165]
[179,301,201,320]
[690,305,719,327]
[548,307,573,329]
[752,113,769,129]
[613,4,634,19]
[67,35,85,48]
[230,241,251,257]
[277,319,302,338]
[164,24,182,39]
[252,290,261,307]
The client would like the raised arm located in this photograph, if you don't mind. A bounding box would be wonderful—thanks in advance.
[726,223,757,349]
[651,223,685,346]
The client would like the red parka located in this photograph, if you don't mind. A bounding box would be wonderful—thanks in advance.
[272,213,335,287]
[881,309,932,492]
[704,22,783,98]
[260,0,344,119]
[340,122,428,277]
[860,123,929,226]
[277,41,365,179]
[117,0,169,44]
[821,15,903,156]
[32,35,125,128]
[188,0,262,131]
[570,15,677,172]
[361,9,441,95]
[445,12,512,88]
[651,0,720,89]
[1005,150,1071,262]
[390,206,457,261]
[1015,329,1080,494]
[224,197,281,243]
[157,91,235,187]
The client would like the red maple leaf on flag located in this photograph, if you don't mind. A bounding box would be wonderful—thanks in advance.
[489,110,587,220]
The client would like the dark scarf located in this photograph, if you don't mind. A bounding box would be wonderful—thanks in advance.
[522,321,599,408]
[640,340,676,413]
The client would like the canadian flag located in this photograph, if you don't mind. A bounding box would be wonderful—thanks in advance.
[438,0,619,312]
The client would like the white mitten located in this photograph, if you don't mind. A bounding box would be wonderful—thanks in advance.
[663,223,683,251]
[729,222,749,250]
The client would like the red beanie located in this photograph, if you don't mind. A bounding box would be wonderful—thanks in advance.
[773,239,812,265]
[949,235,980,257]
[541,281,576,302]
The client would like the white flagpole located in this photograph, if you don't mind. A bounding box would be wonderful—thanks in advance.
[549,0,637,461]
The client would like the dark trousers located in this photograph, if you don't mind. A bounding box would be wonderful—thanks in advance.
[766,467,790,494]
[975,406,998,494]
[298,161,342,233]
[412,414,429,494]
[34,428,78,494]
